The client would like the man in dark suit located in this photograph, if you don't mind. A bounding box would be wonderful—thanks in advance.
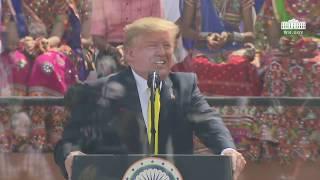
[54,17,246,179]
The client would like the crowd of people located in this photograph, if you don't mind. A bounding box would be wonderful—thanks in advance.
[0,0,319,172]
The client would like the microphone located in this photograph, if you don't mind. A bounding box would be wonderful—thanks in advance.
[147,71,161,98]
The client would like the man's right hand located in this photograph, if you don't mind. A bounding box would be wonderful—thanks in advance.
[65,151,86,180]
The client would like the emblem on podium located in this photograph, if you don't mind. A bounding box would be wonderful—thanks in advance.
[122,157,183,180]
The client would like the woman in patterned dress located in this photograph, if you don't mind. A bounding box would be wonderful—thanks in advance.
[0,0,78,152]
[252,0,320,163]
[174,0,261,96]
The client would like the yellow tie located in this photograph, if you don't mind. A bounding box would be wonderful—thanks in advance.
[147,88,161,155]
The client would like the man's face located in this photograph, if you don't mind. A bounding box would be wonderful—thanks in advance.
[125,31,176,80]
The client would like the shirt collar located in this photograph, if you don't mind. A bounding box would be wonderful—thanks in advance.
[131,68,164,91]
[131,69,148,92]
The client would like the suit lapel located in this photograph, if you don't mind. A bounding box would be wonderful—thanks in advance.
[158,76,176,153]
[115,69,149,153]
[118,69,144,124]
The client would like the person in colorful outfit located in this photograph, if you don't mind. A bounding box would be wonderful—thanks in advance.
[0,0,78,152]
[252,0,320,163]
[180,0,255,61]
[65,0,95,82]
[91,0,163,78]
[255,0,319,50]
[256,0,320,98]
[173,0,261,96]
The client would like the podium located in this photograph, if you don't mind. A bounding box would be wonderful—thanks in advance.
[72,154,233,180]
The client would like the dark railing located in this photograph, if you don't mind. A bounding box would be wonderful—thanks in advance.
[205,96,320,106]
[1,96,320,107]
[0,96,65,106]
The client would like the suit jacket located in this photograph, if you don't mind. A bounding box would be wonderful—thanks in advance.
[54,68,235,176]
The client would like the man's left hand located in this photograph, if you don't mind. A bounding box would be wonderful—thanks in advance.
[222,148,246,180]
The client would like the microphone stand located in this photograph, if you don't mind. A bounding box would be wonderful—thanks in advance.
[149,86,156,155]
[148,71,160,155]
